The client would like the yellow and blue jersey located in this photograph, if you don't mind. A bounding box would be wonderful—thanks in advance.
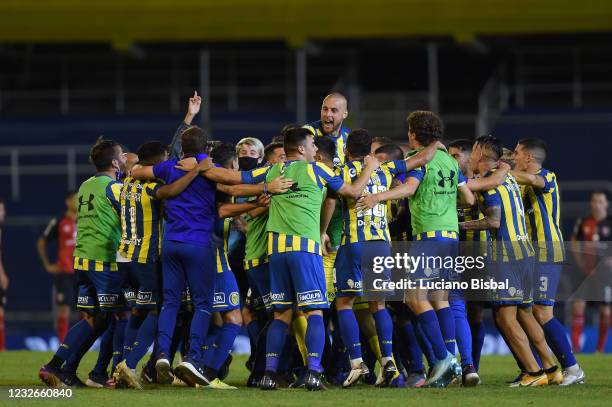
[479,173,534,262]
[303,121,350,166]
[339,159,408,244]
[520,167,565,263]
[118,176,163,264]
[458,205,490,242]
[213,216,232,274]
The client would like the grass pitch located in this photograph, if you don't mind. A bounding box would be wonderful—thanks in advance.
[1,352,611,406]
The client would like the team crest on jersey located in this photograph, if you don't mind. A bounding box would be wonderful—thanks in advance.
[230,292,240,306]
[297,290,323,304]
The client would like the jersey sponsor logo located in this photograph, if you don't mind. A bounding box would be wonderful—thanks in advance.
[230,292,240,306]
[297,289,324,304]
[78,194,95,212]
[437,170,456,188]
[214,292,226,304]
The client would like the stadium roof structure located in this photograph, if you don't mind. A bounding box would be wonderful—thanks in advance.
[1,0,611,49]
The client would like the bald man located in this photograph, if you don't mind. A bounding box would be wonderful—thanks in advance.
[303,93,350,165]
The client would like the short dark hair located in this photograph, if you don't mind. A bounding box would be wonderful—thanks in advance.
[275,123,301,143]
[314,135,336,161]
[211,143,237,168]
[518,138,547,164]
[90,138,120,171]
[407,111,444,146]
[136,141,168,165]
[264,142,284,161]
[372,136,393,146]
[283,127,313,155]
[346,129,372,158]
[447,139,473,153]
[181,126,208,156]
[375,143,404,161]
[475,135,503,161]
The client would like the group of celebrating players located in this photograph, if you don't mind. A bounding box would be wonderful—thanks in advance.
[36,90,587,391]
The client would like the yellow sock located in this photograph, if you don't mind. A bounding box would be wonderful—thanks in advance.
[368,335,383,361]
[292,315,308,365]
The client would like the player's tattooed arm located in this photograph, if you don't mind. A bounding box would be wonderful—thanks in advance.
[510,169,546,189]
[467,162,510,192]
[355,177,420,212]
[216,176,293,196]
[336,155,380,199]
[459,205,501,230]
[457,184,475,207]
[218,195,269,218]
[405,141,445,170]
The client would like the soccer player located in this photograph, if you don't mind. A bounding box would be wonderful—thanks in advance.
[303,93,350,165]
[38,138,127,387]
[460,135,558,387]
[241,127,380,390]
[264,142,286,165]
[370,136,393,155]
[571,191,611,354]
[36,191,78,343]
[511,138,585,385]
[0,198,7,351]
[357,112,475,388]
[114,141,205,389]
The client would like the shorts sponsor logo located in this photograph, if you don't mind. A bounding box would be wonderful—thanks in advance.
[297,290,323,304]
[98,293,120,305]
[214,292,226,304]
[347,279,362,289]
[77,295,90,305]
[269,292,285,302]
[261,293,271,305]
[230,292,240,306]
[124,289,136,301]
[137,291,153,303]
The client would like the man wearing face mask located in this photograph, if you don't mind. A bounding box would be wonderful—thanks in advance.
[303,93,350,166]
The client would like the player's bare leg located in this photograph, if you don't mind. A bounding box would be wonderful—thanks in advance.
[517,307,561,384]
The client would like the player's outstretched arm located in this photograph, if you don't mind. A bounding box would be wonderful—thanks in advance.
[510,169,546,189]
[218,195,269,218]
[355,177,420,212]
[459,205,501,230]
[405,141,444,171]
[155,167,201,200]
[130,165,156,180]
[169,91,202,159]
[217,176,293,196]
[336,155,380,199]
[467,162,510,192]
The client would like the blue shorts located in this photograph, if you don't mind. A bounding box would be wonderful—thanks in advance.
[533,263,562,306]
[213,271,241,312]
[335,241,393,298]
[246,263,271,310]
[409,235,459,283]
[119,261,161,310]
[76,268,125,313]
[269,251,328,311]
[492,257,534,307]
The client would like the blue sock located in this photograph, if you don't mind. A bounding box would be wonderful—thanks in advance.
[337,309,362,360]
[187,309,213,363]
[470,319,485,371]
[451,300,473,367]
[201,325,221,368]
[373,309,394,359]
[123,313,145,360]
[543,318,577,368]
[112,319,128,371]
[54,319,94,365]
[414,319,436,366]
[305,314,325,373]
[402,322,424,373]
[92,321,115,375]
[209,323,241,371]
[62,330,98,373]
[436,307,456,355]
[265,319,288,373]
[417,310,448,361]
[126,313,158,369]
[277,334,294,374]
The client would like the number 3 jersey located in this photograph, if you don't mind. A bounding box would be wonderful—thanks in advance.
[338,159,408,244]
